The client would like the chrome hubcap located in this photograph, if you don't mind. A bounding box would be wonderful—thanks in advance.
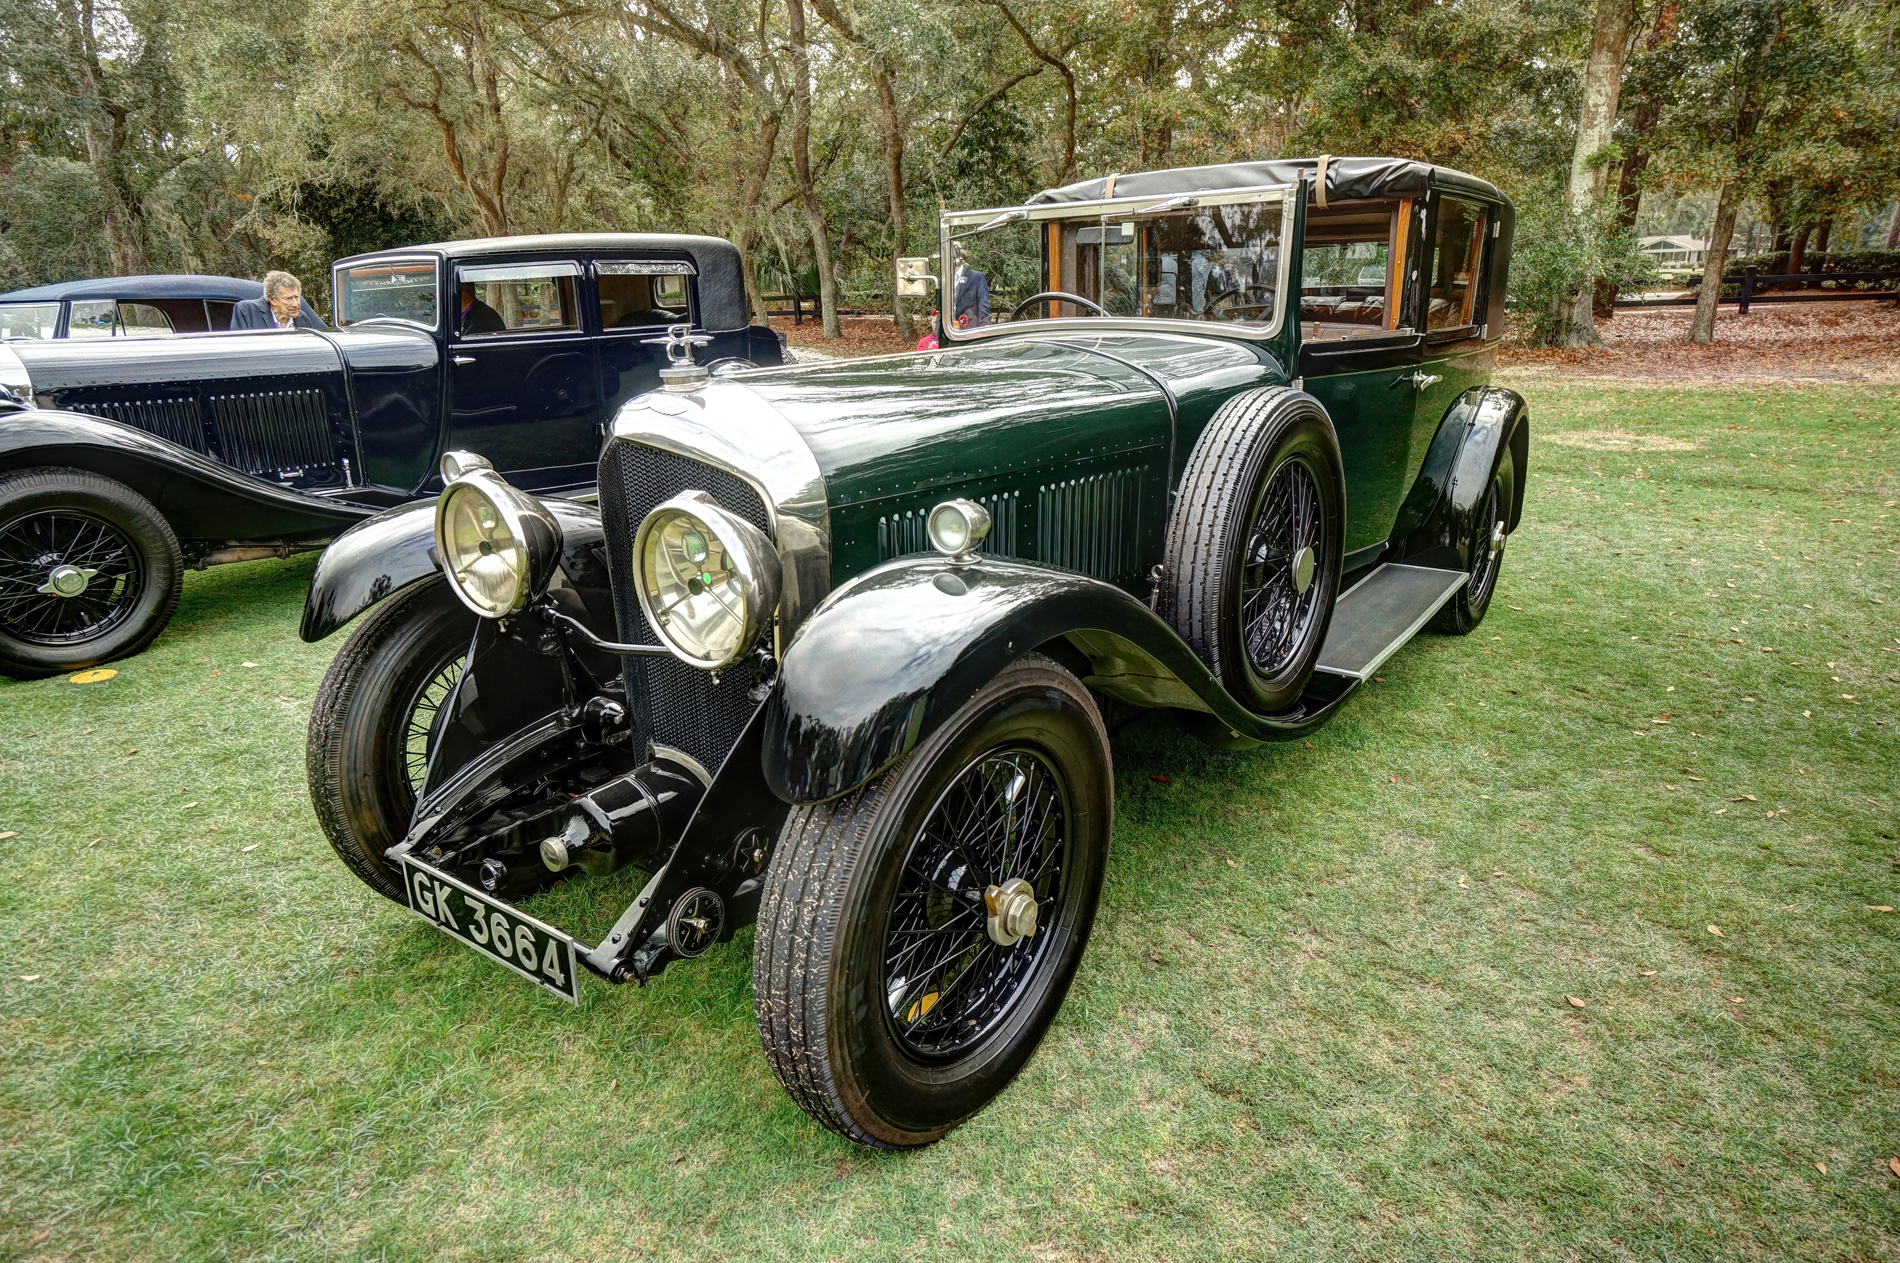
[37,563,97,598]
[1291,545,1316,594]
[1489,523,1506,557]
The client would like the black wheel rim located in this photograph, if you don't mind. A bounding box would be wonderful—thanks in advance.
[882,746,1070,1062]
[1469,480,1505,608]
[1240,455,1325,677]
[401,651,465,794]
[0,509,144,646]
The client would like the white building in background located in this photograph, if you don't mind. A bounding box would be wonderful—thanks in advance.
[1639,235,1709,268]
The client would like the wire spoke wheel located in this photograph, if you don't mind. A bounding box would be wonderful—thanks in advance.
[1238,455,1324,677]
[1467,480,1505,609]
[0,508,145,646]
[401,652,465,793]
[882,746,1069,1061]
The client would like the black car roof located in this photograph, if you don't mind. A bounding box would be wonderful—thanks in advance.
[334,233,754,334]
[0,274,265,302]
[1029,156,1509,208]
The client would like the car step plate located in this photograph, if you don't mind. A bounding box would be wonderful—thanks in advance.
[1316,564,1470,681]
[397,855,582,1004]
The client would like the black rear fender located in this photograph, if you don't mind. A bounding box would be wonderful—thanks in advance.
[762,555,1359,804]
[1385,386,1528,571]
[300,495,612,642]
[0,410,371,540]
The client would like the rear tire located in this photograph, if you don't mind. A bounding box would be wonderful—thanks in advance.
[0,467,182,679]
[307,580,474,901]
[1162,388,1345,712]
[753,654,1113,1148]
[1431,446,1514,635]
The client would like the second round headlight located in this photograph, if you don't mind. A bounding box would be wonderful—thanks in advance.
[633,493,780,670]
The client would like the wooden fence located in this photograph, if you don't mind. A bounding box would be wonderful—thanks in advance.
[1614,267,1900,311]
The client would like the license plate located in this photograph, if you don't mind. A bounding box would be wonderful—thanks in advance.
[398,856,581,1004]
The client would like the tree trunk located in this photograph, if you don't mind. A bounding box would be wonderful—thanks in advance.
[1813,217,1831,259]
[1596,3,1677,316]
[873,60,913,341]
[784,0,840,338]
[1689,184,1739,343]
[1887,201,1899,250]
[1787,223,1811,274]
[1557,0,1635,347]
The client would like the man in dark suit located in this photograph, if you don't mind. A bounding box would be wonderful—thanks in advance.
[952,248,991,328]
[229,270,327,330]
[459,283,507,335]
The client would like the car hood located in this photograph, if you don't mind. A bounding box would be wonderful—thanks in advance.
[8,326,436,395]
[733,331,1275,510]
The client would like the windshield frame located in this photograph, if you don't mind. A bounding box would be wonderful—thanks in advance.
[332,255,443,332]
[938,182,1296,344]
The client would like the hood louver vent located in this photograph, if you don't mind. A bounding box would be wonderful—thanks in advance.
[207,389,337,477]
[70,397,208,455]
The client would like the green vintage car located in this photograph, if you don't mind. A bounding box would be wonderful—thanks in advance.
[301,156,1529,1148]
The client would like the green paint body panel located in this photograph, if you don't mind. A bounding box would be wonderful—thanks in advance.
[739,334,1285,596]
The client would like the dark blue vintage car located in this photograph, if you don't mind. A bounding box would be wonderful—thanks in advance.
[0,274,267,340]
[0,234,783,678]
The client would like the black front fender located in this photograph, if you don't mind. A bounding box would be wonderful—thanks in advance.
[0,408,372,541]
[762,556,1359,804]
[301,495,610,642]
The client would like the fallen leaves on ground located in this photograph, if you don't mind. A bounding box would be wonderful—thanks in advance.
[1708,925,1725,937]
[1499,304,1900,383]
[1565,995,1588,1008]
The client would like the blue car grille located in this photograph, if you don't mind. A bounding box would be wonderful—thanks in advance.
[598,440,770,776]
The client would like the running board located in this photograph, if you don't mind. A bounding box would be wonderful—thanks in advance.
[1314,564,1468,681]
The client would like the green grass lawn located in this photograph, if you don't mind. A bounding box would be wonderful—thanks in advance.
[3,380,1897,1262]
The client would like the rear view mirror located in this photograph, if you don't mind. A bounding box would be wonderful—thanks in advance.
[895,259,937,299]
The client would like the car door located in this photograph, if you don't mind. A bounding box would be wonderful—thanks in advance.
[446,259,601,493]
[591,257,697,427]
[1295,196,1427,564]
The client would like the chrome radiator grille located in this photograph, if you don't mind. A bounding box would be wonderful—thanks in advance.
[599,440,771,775]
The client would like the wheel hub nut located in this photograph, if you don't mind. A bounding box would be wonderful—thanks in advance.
[985,878,1039,946]
[39,564,96,598]
[1489,523,1506,557]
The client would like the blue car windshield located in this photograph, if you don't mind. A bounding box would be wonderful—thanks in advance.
[336,261,440,329]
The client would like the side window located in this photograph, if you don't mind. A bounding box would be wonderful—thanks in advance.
[68,300,118,339]
[206,300,236,330]
[1300,200,1407,342]
[595,261,693,330]
[456,263,581,336]
[117,303,175,337]
[1426,198,1489,332]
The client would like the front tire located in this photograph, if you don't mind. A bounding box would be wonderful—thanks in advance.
[754,653,1113,1148]
[307,580,474,901]
[0,467,182,679]
[1162,388,1345,712]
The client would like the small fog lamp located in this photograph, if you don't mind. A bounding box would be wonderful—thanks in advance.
[927,499,991,564]
[439,449,494,483]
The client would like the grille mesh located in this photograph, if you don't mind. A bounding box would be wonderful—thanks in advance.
[70,397,207,454]
[207,389,337,475]
[599,441,771,774]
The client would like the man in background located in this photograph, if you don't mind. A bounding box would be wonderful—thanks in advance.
[230,270,327,329]
[952,246,990,329]
[459,283,507,334]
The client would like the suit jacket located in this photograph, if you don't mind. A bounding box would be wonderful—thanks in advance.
[460,298,508,335]
[229,297,327,330]
[953,267,991,328]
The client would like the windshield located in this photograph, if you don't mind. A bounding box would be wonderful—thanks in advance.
[335,260,439,328]
[941,188,1288,336]
[0,303,60,340]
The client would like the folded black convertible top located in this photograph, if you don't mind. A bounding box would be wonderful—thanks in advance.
[1029,156,1508,209]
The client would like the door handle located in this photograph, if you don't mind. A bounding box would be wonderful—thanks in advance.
[453,355,476,365]
[1393,370,1441,392]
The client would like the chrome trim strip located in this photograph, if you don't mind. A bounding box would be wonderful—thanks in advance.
[649,744,713,789]
[607,379,830,652]
[0,343,32,402]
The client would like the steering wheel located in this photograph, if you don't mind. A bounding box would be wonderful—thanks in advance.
[1010,291,1108,319]
[1205,285,1276,320]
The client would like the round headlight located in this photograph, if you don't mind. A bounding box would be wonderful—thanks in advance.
[434,469,562,618]
[633,493,780,670]
[439,449,494,483]
[927,499,992,558]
